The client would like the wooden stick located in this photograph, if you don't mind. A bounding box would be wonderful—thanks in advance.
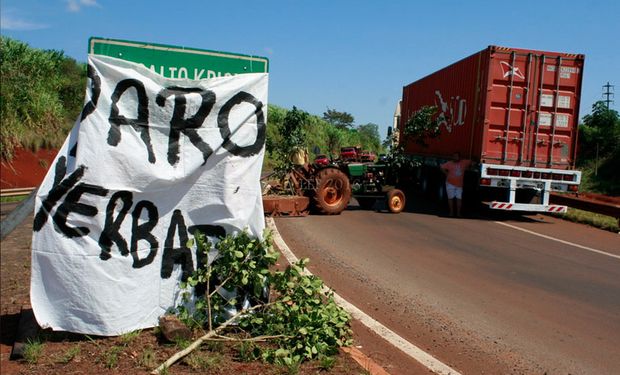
[151,303,271,374]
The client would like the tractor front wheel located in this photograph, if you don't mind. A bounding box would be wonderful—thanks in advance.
[313,168,351,215]
[386,189,406,213]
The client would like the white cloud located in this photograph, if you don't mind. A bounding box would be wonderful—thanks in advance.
[66,0,101,12]
[0,12,48,30]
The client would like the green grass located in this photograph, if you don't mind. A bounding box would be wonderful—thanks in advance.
[103,346,122,369]
[55,345,80,364]
[23,338,44,364]
[119,329,141,346]
[578,154,620,196]
[317,354,337,371]
[0,195,27,203]
[138,346,157,368]
[556,208,619,232]
[236,341,260,362]
[184,351,223,371]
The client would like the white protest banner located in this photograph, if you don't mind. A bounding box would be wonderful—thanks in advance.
[30,55,268,336]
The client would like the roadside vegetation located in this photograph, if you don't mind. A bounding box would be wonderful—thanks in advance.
[163,230,352,373]
[0,195,29,203]
[265,104,384,171]
[1,37,362,374]
[1,37,383,167]
[556,100,620,232]
[576,101,620,196]
[6,230,358,374]
[554,208,619,233]
[0,37,86,161]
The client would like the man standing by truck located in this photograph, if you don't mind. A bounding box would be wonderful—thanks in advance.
[441,152,471,217]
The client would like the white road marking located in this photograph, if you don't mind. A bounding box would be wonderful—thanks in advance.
[266,217,462,375]
[495,221,620,260]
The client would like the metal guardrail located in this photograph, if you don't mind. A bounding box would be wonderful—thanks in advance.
[1,187,36,197]
[1,189,38,240]
[550,192,620,220]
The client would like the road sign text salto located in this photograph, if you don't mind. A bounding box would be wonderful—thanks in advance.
[146,65,235,79]
[89,37,269,79]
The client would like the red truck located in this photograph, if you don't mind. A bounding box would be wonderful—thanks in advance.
[340,147,360,162]
[396,45,584,213]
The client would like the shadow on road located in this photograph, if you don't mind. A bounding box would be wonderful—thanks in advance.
[348,195,547,224]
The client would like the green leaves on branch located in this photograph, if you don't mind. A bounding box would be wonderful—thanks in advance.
[264,104,386,169]
[402,105,441,147]
[577,100,620,195]
[176,230,352,366]
[240,257,352,363]
[179,230,278,328]
[271,106,309,175]
[579,101,620,158]
[323,108,355,130]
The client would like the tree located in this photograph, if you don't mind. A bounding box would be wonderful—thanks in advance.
[265,104,286,155]
[322,108,354,130]
[578,101,620,193]
[579,101,620,160]
[270,106,308,173]
[281,106,307,152]
[356,123,381,153]
[325,126,345,158]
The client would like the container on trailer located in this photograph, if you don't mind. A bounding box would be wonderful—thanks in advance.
[400,45,584,170]
[398,46,584,213]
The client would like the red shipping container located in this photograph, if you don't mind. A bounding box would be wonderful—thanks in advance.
[400,45,584,170]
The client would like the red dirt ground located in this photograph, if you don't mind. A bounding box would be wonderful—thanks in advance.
[1,148,58,190]
[0,203,369,375]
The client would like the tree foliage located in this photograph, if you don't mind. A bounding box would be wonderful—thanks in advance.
[577,101,620,194]
[265,105,384,168]
[324,126,346,158]
[322,108,354,130]
[171,230,352,371]
[0,36,384,168]
[268,106,309,174]
[357,123,381,152]
[401,105,441,147]
[0,36,86,160]
[579,101,620,159]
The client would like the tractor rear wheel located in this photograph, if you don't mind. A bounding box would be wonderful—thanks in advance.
[313,168,351,215]
[386,189,406,213]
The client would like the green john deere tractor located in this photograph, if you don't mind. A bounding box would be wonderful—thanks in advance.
[345,162,406,213]
[263,161,405,216]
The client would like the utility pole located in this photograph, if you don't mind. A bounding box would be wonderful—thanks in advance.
[594,82,615,176]
[602,81,614,109]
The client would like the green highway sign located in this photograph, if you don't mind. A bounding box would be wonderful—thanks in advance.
[89,37,269,79]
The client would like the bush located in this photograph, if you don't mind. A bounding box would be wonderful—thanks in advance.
[175,230,352,367]
[0,37,86,160]
[264,104,384,169]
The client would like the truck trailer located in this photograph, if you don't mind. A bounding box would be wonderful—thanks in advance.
[396,45,584,213]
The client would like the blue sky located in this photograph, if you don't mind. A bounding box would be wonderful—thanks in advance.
[2,0,618,139]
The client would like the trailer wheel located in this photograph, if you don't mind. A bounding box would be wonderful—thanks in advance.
[421,176,428,194]
[386,189,406,213]
[313,168,351,215]
[437,183,445,201]
[356,197,376,210]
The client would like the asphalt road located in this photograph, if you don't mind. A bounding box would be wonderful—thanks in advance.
[274,200,620,374]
